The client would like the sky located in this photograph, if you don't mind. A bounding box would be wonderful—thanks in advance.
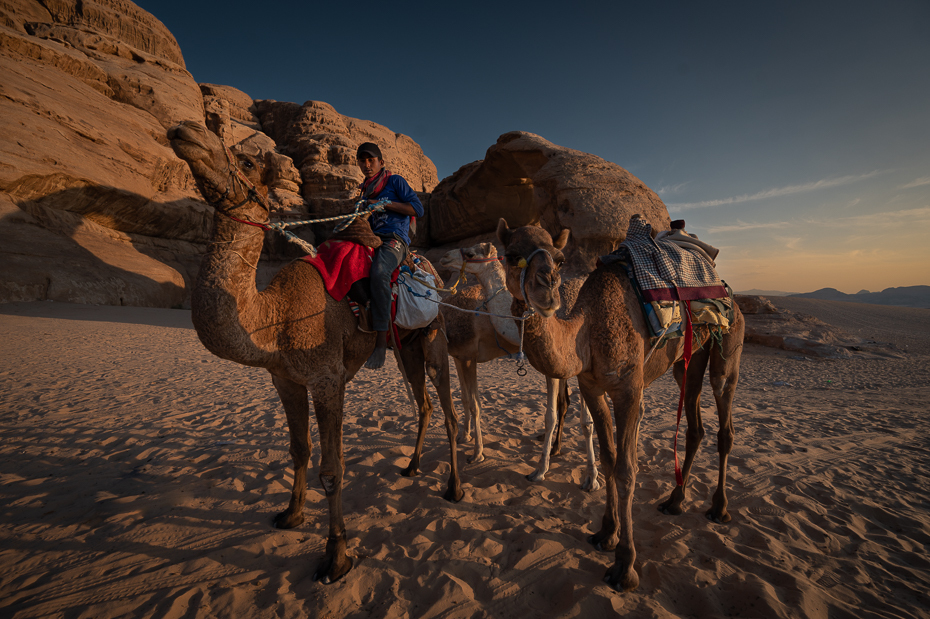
[136,0,930,294]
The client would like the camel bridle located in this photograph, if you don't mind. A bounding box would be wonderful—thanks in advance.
[516,247,557,312]
[210,146,272,231]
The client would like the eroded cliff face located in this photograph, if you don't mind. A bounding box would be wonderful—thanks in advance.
[0,0,670,308]
[427,132,671,275]
[0,0,207,306]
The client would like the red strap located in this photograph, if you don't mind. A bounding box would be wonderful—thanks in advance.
[228,215,270,231]
[673,300,693,487]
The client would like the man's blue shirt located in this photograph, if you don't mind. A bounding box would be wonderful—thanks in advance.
[368,174,423,245]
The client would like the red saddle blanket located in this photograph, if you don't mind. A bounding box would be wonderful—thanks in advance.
[301,240,397,300]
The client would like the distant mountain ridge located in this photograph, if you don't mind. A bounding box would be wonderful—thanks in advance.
[737,289,798,297]
[788,286,930,308]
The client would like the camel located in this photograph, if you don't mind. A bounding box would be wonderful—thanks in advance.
[167,120,463,585]
[496,219,744,591]
[439,243,600,491]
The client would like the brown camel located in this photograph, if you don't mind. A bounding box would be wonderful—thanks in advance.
[439,243,600,491]
[496,219,744,591]
[167,120,463,585]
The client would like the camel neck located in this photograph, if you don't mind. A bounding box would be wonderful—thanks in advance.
[191,211,274,367]
[513,299,585,379]
[473,263,519,345]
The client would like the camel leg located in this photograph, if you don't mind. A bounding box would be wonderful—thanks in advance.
[528,376,561,482]
[551,379,569,456]
[421,329,464,502]
[578,378,619,552]
[579,392,601,492]
[308,375,352,584]
[454,357,485,464]
[705,328,742,523]
[604,379,644,592]
[398,340,432,479]
[453,357,475,443]
[270,374,310,530]
[658,349,711,516]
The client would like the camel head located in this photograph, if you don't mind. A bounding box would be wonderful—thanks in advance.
[168,120,273,220]
[496,219,570,318]
[439,242,499,275]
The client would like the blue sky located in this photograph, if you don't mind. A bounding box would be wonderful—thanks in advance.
[136,0,930,294]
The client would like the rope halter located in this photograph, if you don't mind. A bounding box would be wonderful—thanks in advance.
[517,248,555,314]
[216,145,269,215]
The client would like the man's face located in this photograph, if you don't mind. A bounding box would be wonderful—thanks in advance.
[358,155,384,180]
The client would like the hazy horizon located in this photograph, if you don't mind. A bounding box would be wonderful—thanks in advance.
[736,285,929,296]
[136,0,930,295]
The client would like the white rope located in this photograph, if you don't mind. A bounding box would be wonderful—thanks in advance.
[271,198,389,229]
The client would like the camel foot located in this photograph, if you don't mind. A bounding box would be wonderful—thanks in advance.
[658,501,684,516]
[603,563,639,592]
[587,529,618,552]
[581,476,601,493]
[400,462,419,477]
[467,453,485,465]
[706,507,731,524]
[272,509,305,530]
[526,469,547,483]
[443,484,465,503]
[658,487,686,515]
[313,535,353,584]
[461,432,473,444]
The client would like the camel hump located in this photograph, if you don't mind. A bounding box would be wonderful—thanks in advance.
[330,215,382,249]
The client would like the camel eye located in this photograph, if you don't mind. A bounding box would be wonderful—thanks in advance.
[241,159,254,170]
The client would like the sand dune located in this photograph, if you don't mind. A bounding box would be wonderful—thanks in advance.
[1,300,928,618]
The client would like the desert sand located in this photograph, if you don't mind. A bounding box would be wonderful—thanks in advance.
[1,298,928,618]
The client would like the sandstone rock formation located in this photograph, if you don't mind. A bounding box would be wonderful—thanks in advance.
[0,0,207,307]
[250,98,438,245]
[426,132,672,274]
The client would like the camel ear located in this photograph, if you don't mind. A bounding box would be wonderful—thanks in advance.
[553,228,570,250]
[496,218,512,246]
[480,242,497,258]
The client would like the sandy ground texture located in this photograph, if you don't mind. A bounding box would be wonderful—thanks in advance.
[1,299,928,618]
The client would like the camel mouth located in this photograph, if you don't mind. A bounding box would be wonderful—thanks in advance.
[526,292,560,317]
[535,306,558,318]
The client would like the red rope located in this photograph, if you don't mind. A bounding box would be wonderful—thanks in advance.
[227,215,270,231]
[673,300,693,487]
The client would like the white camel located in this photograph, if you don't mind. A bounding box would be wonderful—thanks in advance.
[439,242,600,491]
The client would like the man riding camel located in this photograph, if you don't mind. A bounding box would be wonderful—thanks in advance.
[356,142,424,370]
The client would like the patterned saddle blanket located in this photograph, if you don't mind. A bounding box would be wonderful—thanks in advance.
[601,217,735,340]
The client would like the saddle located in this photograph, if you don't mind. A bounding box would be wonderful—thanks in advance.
[600,217,734,346]
[301,215,441,337]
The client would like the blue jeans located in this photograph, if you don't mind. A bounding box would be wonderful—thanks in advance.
[370,236,406,332]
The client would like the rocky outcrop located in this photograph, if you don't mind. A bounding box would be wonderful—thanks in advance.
[0,0,208,307]
[252,99,438,207]
[426,132,672,274]
[0,2,315,307]
[736,295,906,359]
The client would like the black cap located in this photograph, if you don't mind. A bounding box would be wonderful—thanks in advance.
[356,142,382,159]
[670,220,686,229]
